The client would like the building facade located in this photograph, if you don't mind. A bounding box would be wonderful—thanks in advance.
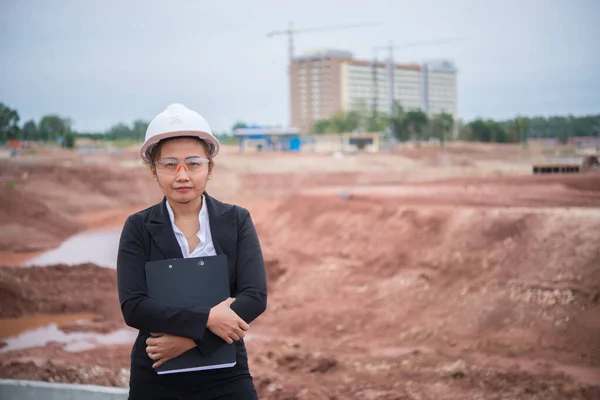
[421,60,458,117]
[290,49,458,134]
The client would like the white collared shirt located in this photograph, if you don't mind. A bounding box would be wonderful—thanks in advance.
[165,195,217,258]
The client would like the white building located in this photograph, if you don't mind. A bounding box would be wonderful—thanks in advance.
[340,60,423,115]
[290,49,458,133]
[422,60,458,117]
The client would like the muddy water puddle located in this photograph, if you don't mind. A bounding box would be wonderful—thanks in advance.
[23,228,121,268]
[0,251,45,267]
[0,313,136,353]
[0,313,96,340]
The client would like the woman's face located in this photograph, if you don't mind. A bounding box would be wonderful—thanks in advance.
[152,138,212,204]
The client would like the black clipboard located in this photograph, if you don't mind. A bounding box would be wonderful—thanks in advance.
[144,254,236,374]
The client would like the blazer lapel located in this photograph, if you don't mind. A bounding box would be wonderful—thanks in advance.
[204,192,233,256]
[144,198,184,260]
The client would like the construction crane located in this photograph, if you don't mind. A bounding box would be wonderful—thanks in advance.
[267,21,379,71]
[372,37,467,125]
[267,22,378,129]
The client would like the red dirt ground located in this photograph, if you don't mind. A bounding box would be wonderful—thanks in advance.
[1,146,599,399]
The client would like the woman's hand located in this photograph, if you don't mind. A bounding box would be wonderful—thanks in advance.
[206,297,249,344]
[146,333,196,369]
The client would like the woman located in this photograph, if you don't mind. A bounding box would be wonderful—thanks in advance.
[117,103,267,399]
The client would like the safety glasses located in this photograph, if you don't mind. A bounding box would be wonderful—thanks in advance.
[155,157,210,175]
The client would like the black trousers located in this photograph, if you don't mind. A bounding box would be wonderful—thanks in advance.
[128,376,259,400]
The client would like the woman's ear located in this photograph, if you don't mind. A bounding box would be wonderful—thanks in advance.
[208,161,214,179]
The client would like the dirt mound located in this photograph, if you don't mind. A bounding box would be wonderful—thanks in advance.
[0,158,161,252]
[298,173,600,208]
[241,172,361,198]
[264,258,286,288]
[561,173,600,192]
[0,187,84,252]
[255,194,600,387]
[0,360,130,388]
[0,264,120,324]
[246,337,600,399]
[0,159,160,214]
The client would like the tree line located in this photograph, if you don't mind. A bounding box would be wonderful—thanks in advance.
[0,104,78,147]
[0,102,240,146]
[311,103,600,145]
[2,102,599,148]
[0,103,149,148]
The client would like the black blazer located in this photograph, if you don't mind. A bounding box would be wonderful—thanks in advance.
[116,193,267,378]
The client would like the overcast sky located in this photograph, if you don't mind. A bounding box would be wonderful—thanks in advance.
[1,0,599,133]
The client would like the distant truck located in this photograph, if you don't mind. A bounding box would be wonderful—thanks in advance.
[532,155,600,174]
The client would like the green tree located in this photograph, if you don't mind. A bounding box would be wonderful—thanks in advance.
[506,116,529,144]
[312,120,330,134]
[106,123,132,140]
[39,115,70,142]
[232,121,247,131]
[64,131,76,148]
[344,111,360,133]
[366,112,389,132]
[430,112,454,147]
[489,120,508,143]
[517,114,599,141]
[391,102,408,140]
[328,112,346,133]
[404,110,429,145]
[327,111,360,133]
[132,120,148,142]
[456,119,472,141]
[515,116,529,145]
[468,119,491,142]
[0,103,21,142]
[469,119,508,143]
[506,120,520,143]
[22,119,39,141]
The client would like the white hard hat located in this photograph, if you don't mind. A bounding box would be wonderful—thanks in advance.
[141,103,220,162]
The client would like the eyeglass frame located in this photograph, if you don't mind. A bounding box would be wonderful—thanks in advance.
[153,156,211,175]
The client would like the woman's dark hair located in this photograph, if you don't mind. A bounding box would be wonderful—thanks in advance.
[144,136,214,167]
